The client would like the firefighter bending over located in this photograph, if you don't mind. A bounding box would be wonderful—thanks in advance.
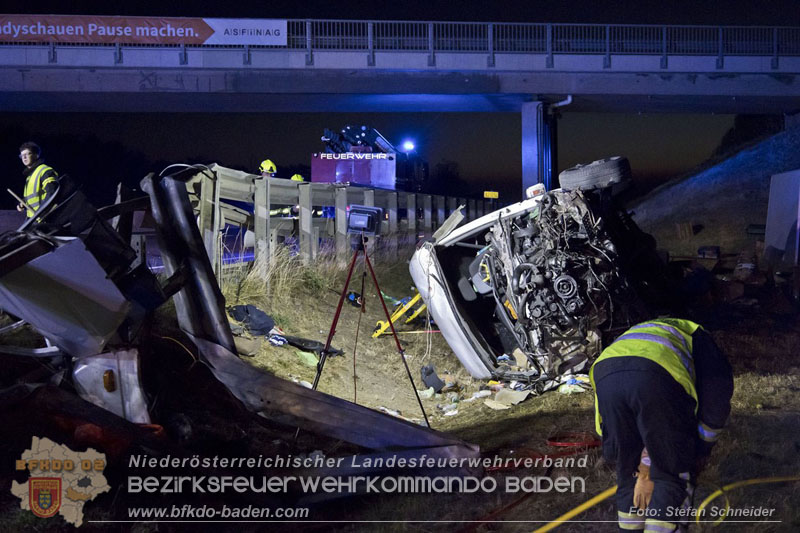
[590,318,733,532]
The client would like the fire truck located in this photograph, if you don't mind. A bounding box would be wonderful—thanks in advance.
[311,125,427,192]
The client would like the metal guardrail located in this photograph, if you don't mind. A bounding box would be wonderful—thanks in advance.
[193,164,497,267]
[3,20,800,58]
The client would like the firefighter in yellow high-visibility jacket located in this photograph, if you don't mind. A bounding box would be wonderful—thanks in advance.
[18,142,58,218]
[590,319,733,532]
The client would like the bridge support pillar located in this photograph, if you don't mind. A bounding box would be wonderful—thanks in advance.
[521,101,557,194]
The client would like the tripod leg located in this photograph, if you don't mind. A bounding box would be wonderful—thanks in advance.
[363,251,431,428]
[311,247,360,391]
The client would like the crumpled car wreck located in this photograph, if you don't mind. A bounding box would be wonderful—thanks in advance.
[0,166,478,477]
[411,157,671,392]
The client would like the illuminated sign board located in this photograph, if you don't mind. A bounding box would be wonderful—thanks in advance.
[483,191,499,199]
[0,14,287,46]
[318,153,390,160]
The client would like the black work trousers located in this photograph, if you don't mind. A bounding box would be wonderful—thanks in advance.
[594,360,697,528]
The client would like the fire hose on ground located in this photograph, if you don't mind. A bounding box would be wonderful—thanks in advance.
[468,432,799,531]
[531,475,800,532]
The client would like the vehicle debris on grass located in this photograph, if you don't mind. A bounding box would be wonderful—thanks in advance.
[0,164,481,500]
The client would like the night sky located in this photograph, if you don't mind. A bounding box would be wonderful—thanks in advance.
[1,1,794,205]
[0,112,735,205]
[9,1,800,26]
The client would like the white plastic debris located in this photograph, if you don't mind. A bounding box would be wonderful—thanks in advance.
[418,387,436,399]
[483,399,511,410]
[463,390,492,402]
[495,388,530,405]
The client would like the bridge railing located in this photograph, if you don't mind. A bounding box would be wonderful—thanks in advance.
[4,20,800,58]
[287,20,800,57]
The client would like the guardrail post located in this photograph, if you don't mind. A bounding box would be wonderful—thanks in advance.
[48,42,56,63]
[546,24,553,68]
[298,183,313,263]
[335,186,348,263]
[427,22,435,66]
[363,189,375,207]
[387,191,398,257]
[435,195,446,229]
[772,27,779,69]
[716,26,724,69]
[114,43,123,64]
[305,20,314,66]
[447,196,458,219]
[603,25,611,68]
[362,189,376,253]
[661,26,668,69]
[406,193,417,246]
[487,23,495,67]
[422,195,433,236]
[367,22,375,66]
[179,43,188,65]
[254,177,271,269]
[270,226,280,255]
[243,44,251,66]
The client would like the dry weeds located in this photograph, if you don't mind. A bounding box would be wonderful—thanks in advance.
[218,246,800,531]
[2,241,797,531]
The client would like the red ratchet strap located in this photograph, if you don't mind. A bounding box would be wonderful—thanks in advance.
[487,432,600,472]
[460,433,601,533]
[546,432,601,448]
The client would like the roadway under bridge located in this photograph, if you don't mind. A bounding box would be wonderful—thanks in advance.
[3,19,800,190]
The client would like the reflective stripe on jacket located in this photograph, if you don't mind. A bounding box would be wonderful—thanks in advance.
[590,319,702,435]
[23,163,57,217]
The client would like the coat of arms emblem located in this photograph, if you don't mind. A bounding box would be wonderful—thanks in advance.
[29,478,61,518]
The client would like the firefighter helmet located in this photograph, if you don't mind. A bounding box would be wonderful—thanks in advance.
[259,159,276,174]
[290,174,304,182]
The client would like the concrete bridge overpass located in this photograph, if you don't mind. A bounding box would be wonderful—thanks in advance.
[3,18,800,189]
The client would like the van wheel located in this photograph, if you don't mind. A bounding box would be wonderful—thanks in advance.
[559,156,631,191]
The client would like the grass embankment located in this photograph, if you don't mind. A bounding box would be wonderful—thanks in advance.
[221,247,800,532]
[4,243,794,531]
[219,245,477,421]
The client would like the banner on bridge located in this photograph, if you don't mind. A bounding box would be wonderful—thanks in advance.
[0,15,287,46]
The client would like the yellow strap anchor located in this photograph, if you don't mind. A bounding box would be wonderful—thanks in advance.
[372,293,427,338]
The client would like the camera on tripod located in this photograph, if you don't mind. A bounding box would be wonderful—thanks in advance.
[347,205,384,236]
[347,205,384,250]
